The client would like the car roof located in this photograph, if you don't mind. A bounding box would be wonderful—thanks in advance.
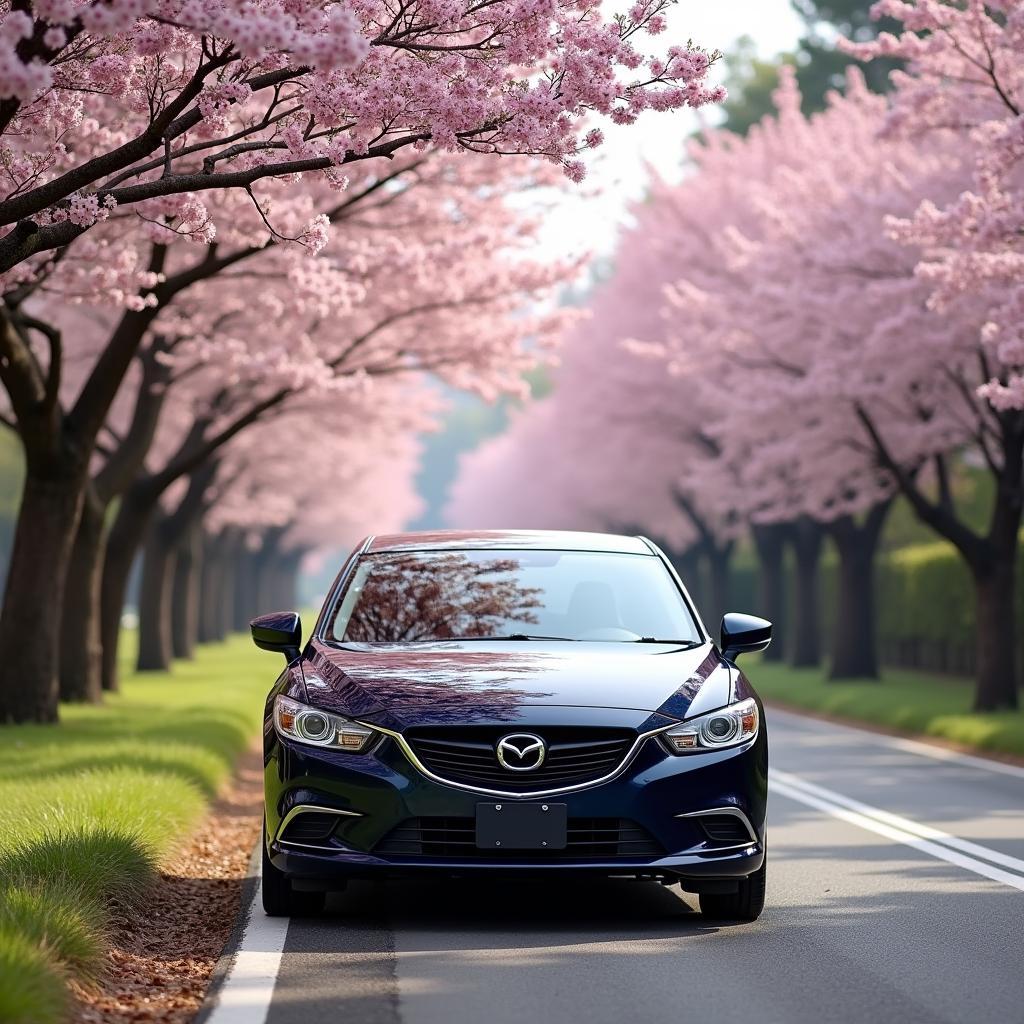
[364,529,653,555]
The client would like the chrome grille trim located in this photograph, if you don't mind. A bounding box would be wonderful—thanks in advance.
[357,720,680,798]
[408,731,632,791]
[271,804,363,849]
[675,806,758,845]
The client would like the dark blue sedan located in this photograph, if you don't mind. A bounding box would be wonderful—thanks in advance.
[251,530,772,920]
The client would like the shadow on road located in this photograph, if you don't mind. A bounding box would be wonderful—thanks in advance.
[322,875,720,938]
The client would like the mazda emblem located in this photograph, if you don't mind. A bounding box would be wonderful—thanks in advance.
[495,733,546,772]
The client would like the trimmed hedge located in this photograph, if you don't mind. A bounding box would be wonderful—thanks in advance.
[730,537,1023,675]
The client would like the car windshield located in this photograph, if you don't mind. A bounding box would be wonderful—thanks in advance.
[328,548,702,644]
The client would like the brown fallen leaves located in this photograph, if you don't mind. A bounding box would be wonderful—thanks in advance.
[73,748,264,1024]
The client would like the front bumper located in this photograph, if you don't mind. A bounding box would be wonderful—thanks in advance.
[264,727,767,890]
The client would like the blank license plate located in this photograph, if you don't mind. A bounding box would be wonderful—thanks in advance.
[476,802,567,850]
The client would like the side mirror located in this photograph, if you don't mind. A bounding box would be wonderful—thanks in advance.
[251,611,302,664]
[720,612,772,663]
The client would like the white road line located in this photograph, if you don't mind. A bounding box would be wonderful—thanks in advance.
[771,773,1024,893]
[203,866,290,1024]
[769,705,1024,781]
[774,770,1024,874]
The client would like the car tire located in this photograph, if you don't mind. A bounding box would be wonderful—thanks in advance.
[699,856,766,922]
[262,826,326,917]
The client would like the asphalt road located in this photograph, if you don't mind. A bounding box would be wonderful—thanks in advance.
[209,707,1024,1024]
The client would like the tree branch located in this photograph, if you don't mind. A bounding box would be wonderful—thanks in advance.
[0,48,238,227]
[855,402,987,563]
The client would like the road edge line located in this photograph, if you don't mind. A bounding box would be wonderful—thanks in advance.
[771,777,1024,892]
[195,841,290,1024]
[773,770,1024,874]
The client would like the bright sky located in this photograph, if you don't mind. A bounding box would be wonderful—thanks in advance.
[547,0,805,255]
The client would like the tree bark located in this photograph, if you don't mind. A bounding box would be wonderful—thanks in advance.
[100,482,162,691]
[0,463,86,722]
[198,530,228,644]
[701,539,734,633]
[136,521,177,672]
[58,343,171,695]
[59,488,106,703]
[233,545,260,632]
[136,465,217,672]
[972,554,1019,710]
[751,522,788,662]
[275,550,302,611]
[171,526,201,660]
[855,409,1023,713]
[790,516,824,668]
[252,528,290,616]
[827,501,892,681]
[215,529,241,639]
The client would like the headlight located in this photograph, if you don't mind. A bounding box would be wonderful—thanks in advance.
[660,698,759,754]
[273,694,374,752]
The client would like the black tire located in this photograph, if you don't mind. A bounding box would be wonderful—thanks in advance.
[262,829,326,917]
[699,856,766,922]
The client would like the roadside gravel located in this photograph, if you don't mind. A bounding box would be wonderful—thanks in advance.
[73,748,263,1024]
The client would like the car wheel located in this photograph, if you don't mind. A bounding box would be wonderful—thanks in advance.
[261,825,326,917]
[699,856,766,922]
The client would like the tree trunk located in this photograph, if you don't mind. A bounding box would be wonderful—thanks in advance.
[233,545,259,632]
[276,550,302,611]
[827,501,892,681]
[0,291,165,722]
[0,465,86,722]
[751,522,788,662]
[972,550,1019,711]
[198,531,226,644]
[103,461,215,683]
[171,526,201,660]
[100,484,162,691]
[702,540,734,632]
[251,528,289,616]
[136,522,177,672]
[254,550,276,617]
[853,410,1024,717]
[59,489,107,703]
[790,516,824,668]
[216,530,241,639]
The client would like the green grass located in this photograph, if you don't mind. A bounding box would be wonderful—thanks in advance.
[0,633,272,1023]
[751,659,1024,759]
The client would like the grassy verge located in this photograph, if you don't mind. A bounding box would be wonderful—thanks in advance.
[751,659,1024,759]
[0,634,271,1024]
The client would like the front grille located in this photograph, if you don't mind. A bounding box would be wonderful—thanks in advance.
[374,817,664,860]
[698,815,754,845]
[404,726,636,792]
[280,811,340,844]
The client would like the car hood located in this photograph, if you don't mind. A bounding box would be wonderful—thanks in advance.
[300,638,731,731]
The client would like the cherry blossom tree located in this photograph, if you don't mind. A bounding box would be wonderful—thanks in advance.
[449,3,1022,709]
[452,62,995,691]
[0,0,723,272]
[42,153,576,702]
[834,0,1024,707]
[43,163,427,702]
[447,188,749,630]
[0,0,723,722]
[147,384,429,668]
[642,68,977,681]
[644,42,1020,706]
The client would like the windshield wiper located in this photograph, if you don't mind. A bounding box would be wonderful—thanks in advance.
[460,634,579,642]
[635,638,704,647]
